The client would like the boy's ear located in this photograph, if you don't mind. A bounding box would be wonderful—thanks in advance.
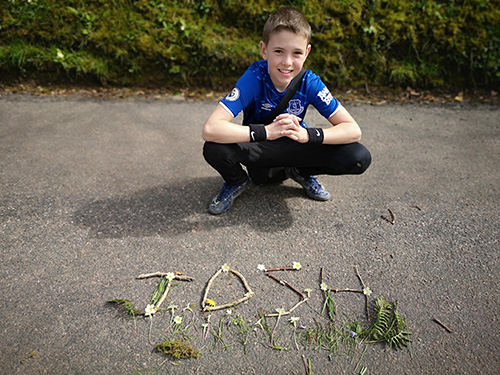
[305,44,312,58]
[260,40,268,60]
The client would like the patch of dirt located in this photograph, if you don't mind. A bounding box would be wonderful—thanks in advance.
[0,81,498,106]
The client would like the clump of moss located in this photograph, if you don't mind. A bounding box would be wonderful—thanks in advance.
[108,298,143,317]
[155,340,200,359]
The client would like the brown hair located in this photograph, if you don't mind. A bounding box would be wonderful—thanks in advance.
[262,7,312,45]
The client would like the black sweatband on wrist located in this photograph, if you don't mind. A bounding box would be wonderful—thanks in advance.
[307,127,324,144]
[249,124,267,142]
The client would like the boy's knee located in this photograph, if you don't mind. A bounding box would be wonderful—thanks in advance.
[354,146,371,174]
[203,142,220,164]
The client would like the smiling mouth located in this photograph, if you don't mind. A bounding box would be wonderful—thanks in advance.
[278,69,293,74]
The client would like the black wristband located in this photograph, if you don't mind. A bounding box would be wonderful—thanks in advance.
[307,128,324,144]
[249,124,267,142]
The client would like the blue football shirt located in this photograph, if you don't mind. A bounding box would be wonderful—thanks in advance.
[220,60,340,128]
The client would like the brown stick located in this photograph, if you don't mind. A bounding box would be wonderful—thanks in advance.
[136,272,195,282]
[201,268,254,312]
[365,295,370,321]
[434,318,453,333]
[331,288,363,293]
[266,273,306,300]
[265,266,296,272]
[355,265,366,288]
[381,208,396,224]
[265,298,308,317]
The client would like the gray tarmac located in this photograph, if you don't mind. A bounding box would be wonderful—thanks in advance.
[0,95,499,374]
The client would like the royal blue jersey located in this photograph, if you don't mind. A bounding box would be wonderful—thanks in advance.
[220,60,340,127]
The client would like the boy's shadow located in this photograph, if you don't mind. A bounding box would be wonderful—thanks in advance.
[72,177,304,238]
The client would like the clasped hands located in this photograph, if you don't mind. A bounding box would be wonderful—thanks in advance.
[266,113,309,143]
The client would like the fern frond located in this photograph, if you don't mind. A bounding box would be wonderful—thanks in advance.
[367,297,412,350]
[387,330,412,350]
[370,297,393,340]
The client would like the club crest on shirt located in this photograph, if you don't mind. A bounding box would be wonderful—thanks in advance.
[225,87,240,102]
[287,99,304,116]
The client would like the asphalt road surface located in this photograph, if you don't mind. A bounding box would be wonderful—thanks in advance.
[1,94,499,374]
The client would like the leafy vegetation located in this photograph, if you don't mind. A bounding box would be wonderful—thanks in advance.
[3,1,495,90]
[108,298,143,317]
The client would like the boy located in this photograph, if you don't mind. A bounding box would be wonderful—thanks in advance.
[202,7,371,215]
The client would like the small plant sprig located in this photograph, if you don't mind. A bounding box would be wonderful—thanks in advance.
[320,283,337,322]
[228,312,251,353]
[209,315,234,349]
[107,298,143,316]
[257,312,289,351]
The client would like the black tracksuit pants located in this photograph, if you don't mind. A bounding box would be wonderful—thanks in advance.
[203,138,371,185]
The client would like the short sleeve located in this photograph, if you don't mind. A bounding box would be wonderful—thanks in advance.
[220,68,259,118]
[307,74,340,119]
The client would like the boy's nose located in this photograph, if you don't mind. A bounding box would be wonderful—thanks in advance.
[283,54,293,66]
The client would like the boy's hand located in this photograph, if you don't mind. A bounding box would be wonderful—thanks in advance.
[266,114,309,143]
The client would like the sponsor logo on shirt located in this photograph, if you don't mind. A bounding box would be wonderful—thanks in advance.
[287,99,304,116]
[225,87,240,102]
[317,87,333,105]
[261,103,274,112]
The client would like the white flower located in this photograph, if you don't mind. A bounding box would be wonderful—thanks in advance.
[320,283,328,291]
[145,304,156,316]
[363,287,372,296]
[292,262,302,270]
[275,308,286,316]
[221,264,229,273]
[226,309,232,316]
[166,272,175,281]
[289,316,300,327]
[173,316,182,325]
[257,264,266,271]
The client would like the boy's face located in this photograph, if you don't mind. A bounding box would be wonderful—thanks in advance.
[260,30,311,92]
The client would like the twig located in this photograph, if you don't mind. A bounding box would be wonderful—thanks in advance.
[148,316,154,346]
[136,272,195,282]
[355,266,371,321]
[433,318,453,333]
[201,268,254,312]
[302,355,312,375]
[265,266,296,272]
[270,312,282,346]
[266,273,306,300]
[381,208,396,224]
[331,288,363,293]
[265,299,308,317]
[320,267,325,284]
[355,266,366,289]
